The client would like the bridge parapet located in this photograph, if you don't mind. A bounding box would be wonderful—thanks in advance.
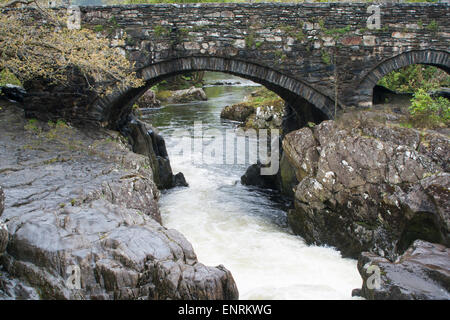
[25,3,450,125]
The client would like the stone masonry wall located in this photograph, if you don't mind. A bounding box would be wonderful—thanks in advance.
[59,3,450,124]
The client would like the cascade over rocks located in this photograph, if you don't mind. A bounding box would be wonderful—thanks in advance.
[353,240,450,300]
[0,104,236,300]
[282,111,450,260]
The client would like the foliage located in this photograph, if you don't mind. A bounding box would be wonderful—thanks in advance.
[244,87,282,109]
[426,20,439,33]
[378,65,450,93]
[0,0,144,96]
[321,50,331,65]
[0,68,22,87]
[323,25,351,39]
[408,89,450,128]
[151,72,205,93]
[153,25,170,37]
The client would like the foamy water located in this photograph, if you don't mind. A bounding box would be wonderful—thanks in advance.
[143,74,362,299]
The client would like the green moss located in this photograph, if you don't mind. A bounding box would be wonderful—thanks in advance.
[154,25,170,37]
[155,90,173,101]
[255,41,264,49]
[0,69,21,87]
[426,20,439,33]
[323,25,351,39]
[245,31,256,49]
[296,30,305,42]
[274,49,283,61]
[321,50,332,65]
[93,25,104,32]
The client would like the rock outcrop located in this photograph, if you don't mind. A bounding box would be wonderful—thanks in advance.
[0,104,237,300]
[221,103,255,122]
[283,111,450,260]
[220,88,284,130]
[22,67,99,125]
[120,115,188,189]
[136,89,161,109]
[159,87,207,104]
[241,162,278,190]
[353,240,450,300]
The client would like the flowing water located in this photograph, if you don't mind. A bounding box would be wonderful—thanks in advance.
[142,73,362,300]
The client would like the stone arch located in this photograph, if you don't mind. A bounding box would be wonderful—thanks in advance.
[95,56,336,128]
[355,49,450,108]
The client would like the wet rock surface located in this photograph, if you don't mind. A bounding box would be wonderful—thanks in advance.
[241,162,278,190]
[283,111,450,260]
[120,115,187,190]
[353,240,450,300]
[0,104,238,300]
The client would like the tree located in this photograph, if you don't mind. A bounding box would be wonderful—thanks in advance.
[0,0,144,96]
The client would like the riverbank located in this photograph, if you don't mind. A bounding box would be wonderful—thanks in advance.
[141,81,362,300]
[0,101,238,300]
[220,87,284,130]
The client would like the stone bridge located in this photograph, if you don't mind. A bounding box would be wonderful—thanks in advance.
[76,3,449,127]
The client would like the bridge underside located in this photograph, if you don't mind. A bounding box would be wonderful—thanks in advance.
[96,56,337,129]
[351,50,450,108]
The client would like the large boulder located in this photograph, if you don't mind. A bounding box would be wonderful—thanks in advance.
[0,105,237,300]
[284,114,450,260]
[241,162,278,190]
[160,86,207,104]
[136,89,161,109]
[353,240,450,300]
[221,103,255,122]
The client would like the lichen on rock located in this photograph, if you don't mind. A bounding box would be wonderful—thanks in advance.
[282,111,450,260]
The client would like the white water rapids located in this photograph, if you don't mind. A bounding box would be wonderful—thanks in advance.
[143,73,362,300]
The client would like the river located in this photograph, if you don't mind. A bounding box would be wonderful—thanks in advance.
[141,72,362,300]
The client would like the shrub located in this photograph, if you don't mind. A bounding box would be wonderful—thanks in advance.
[409,89,450,128]
[0,69,22,87]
